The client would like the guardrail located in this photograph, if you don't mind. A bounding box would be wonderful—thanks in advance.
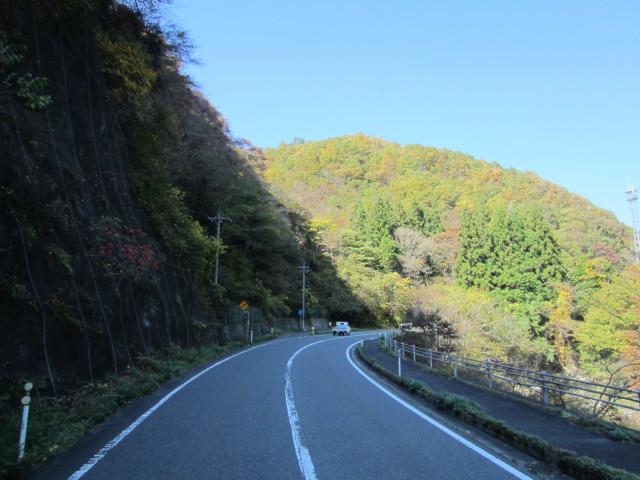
[383,335,640,416]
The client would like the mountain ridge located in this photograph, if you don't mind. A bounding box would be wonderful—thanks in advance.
[262,133,633,265]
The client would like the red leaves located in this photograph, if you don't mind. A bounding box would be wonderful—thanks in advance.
[94,220,159,279]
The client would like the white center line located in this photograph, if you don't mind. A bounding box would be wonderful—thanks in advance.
[285,340,332,480]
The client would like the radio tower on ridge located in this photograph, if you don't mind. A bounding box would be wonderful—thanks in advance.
[627,180,640,263]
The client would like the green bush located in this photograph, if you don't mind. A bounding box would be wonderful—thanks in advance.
[0,340,246,478]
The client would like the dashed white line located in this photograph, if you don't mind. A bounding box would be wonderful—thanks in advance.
[283,333,378,479]
[285,340,332,480]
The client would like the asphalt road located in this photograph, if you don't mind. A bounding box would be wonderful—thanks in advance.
[37,333,537,480]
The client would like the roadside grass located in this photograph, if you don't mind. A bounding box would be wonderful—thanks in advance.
[362,344,640,480]
[565,412,640,443]
[402,376,640,480]
[0,341,244,479]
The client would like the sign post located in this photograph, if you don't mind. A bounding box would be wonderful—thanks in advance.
[299,264,310,330]
[240,300,250,343]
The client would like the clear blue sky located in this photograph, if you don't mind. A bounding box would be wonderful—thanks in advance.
[167,0,639,226]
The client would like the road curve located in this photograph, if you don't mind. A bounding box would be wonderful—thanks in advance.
[37,333,536,479]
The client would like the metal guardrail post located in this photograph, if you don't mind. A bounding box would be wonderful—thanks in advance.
[401,343,405,360]
[486,360,493,389]
[540,371,549,406]
[398,349,402,377]
[428,349,433,369]
[412,344,416,364]
[453,354,458,378]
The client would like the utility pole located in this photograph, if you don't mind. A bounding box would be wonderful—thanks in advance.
[627,181,640,263]
[207,207,232,285]
[299,263,310,330]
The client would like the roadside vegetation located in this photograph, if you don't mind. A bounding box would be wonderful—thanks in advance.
[1,0,365,397]
[360,343,640,480]
[263,135,640,417]
[0,341,245,479]
[1,0,639,477]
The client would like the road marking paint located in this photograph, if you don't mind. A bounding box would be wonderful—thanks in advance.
[68,342,275,480]
[346,341,534,480]
[285,338,336,480]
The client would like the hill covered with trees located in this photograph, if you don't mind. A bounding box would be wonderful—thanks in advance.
[0,0,366,397]
[1,0,639,462]
[261,135,639,388]
[2,0,638,474]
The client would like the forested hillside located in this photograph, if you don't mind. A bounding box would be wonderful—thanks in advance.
[2,0,638,475]
[262,135,640,388]
[0,0,365,396]
[1,0,638,438]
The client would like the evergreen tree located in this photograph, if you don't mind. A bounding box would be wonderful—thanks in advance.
[455,206,566,332]
[347,197,399,270]
[402,199,444,237]
[455,208,492,289]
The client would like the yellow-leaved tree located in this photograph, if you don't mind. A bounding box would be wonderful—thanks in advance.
[543,283,579,371]
[575,264,640,387]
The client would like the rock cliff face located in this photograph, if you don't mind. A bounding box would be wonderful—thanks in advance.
[0,1,216,391]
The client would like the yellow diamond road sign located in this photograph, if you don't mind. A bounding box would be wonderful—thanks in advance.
[239,300,249,311]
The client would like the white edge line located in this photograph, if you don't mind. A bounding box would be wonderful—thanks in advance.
[346,341,533,480]
[68,342,275,480]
